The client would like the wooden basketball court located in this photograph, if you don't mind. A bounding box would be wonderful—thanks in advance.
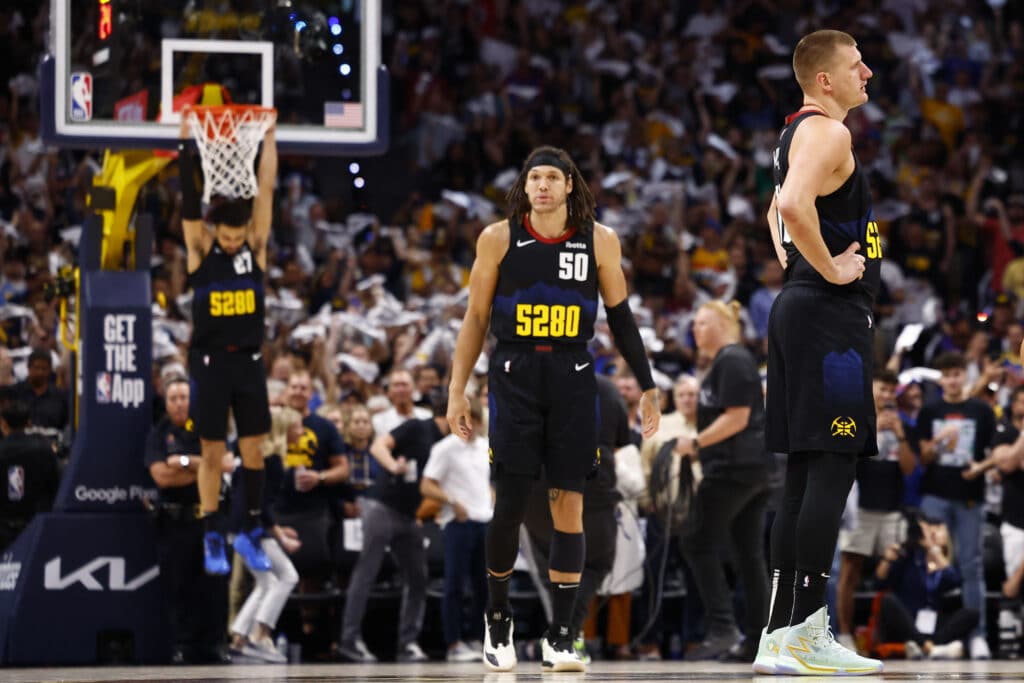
[5,660,1023,682]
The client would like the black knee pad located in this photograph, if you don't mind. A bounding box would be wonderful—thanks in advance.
[550,530,585,574]
[486,471,535,572]
[492,470,534,524]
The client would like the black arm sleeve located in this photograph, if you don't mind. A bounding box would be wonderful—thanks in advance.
[605,299,655,391]
[178,141,202,221]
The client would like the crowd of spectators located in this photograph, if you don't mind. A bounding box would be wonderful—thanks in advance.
[2,0,1024,665]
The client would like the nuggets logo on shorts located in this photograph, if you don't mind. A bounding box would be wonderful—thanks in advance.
[830,416,857,438]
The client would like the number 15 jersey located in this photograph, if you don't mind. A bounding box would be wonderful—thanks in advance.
[773,111,881,304]
[490,216,598,345]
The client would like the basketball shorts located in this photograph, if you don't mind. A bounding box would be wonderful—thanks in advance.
[488,343,599,493]
[765,284,877,457]
[189,349,271,441]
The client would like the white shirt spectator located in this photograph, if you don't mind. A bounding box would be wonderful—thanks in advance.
[422,433,493,526]
[372,405,432,436]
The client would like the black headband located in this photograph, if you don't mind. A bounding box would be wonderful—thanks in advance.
[526,153,571,177]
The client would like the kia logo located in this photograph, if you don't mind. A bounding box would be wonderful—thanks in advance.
[43,557,159,591]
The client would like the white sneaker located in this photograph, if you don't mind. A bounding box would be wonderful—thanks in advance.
[930,640,964,660]
[776,606,883,676]
[540,632,586,672]
[397,642,429,663]
[752,626,787,675]
[904,640,924,660]
[447,640,483,663]
[337,638,377,663]
[969,635,990,660]
[242,636,287,663]
[483,610,517,671]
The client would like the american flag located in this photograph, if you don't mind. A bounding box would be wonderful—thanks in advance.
[324,101,363,128]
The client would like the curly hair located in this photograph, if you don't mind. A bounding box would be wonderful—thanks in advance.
[505,146,596,235]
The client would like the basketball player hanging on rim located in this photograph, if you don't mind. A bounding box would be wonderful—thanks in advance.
[178,118,275,576]
[754,30,884,676]
[447,146,661,672]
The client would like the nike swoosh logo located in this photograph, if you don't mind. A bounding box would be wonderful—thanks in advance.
[516,239,536,247]
[575,363,590,371]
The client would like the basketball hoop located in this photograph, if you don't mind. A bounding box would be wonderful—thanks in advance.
[182,105,277,203]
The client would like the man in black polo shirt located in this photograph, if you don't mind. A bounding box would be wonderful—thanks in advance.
[0,399,59,550]
[145,377,229,663]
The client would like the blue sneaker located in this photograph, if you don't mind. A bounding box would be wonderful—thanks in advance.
[203,531,230,575]
[234,527,272,572]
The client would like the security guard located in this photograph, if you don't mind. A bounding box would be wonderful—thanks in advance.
[145,376,229,663]
[0,399,59,551]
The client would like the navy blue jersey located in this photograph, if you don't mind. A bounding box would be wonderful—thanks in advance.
[490,216,598,345]
[772,111,880,304]
[189,242,265,351]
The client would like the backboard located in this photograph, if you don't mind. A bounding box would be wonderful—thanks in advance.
[42,0,388,156]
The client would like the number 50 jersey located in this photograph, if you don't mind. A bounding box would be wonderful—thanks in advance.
[490,216,599,345]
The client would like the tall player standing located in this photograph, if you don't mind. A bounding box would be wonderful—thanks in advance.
[755,30,885,676]
[447,146,660,672]
[179,118,276,575]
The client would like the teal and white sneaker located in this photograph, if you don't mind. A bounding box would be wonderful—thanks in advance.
[776,606,883,676]
[752,625,788,674]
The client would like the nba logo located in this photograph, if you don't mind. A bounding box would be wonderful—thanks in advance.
[70,72,93,122]
[96,371,112,403]
[8,466,24,502]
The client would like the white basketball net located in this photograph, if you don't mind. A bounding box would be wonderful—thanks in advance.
[184,106,277,203]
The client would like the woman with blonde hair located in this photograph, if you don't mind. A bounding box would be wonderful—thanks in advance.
[228,406,303,662]
[337,403,378,519]
[675,300,775,662]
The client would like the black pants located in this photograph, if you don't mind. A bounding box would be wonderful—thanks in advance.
[155,516,229,661]
[633,513,703,647]
[682,476,771,640]
[877,593,979,646]
[276,508,333,578]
